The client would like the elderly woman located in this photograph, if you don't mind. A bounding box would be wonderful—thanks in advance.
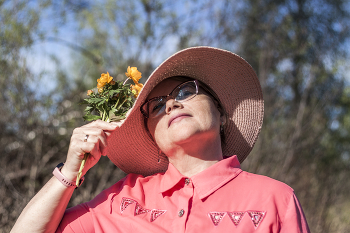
[11,47,310,232]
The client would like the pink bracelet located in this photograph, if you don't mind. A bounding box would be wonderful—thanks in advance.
[52,163,84,188]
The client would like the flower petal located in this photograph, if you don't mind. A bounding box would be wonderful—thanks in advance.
[131,83,144,97]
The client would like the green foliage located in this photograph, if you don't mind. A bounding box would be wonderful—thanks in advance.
[1,0,350,232]
[214,0,350,231]
[82,80,135,122]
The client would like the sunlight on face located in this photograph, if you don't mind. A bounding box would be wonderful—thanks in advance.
[146,78,223,155]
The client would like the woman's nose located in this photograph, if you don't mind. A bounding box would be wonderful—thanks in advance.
[165,99,182,114]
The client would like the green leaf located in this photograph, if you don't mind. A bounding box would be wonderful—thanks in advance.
[84,106,94,112]
[97,99,107,106]
[88,98,104,104]
[83,114,102,121]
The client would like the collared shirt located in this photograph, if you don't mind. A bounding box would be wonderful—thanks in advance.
[57,156,310,233]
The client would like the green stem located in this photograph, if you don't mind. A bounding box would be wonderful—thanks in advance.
[102,109,106,121]
[114,98,120,109]
[76,153,89,187]
[117,99,127,111]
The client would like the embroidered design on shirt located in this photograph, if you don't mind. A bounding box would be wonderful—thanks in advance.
[227,212,245,227]
[134,203,151,216]
[150,209,167,222]
[247,211,266,229]
[120,197,136,213]
[120,197,167,222]
[208,212,226,226]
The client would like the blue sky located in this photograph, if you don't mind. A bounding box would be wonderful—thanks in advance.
[24,0,350,97]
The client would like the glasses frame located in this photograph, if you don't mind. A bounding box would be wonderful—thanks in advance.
[140,80,199,118]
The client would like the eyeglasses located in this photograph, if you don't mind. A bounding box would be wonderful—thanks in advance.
[140,80,199,118]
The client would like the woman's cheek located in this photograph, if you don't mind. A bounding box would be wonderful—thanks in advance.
[156,121,169,140]
[148,118,167,144]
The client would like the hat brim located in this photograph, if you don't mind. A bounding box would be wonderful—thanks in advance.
[107,46,264,176]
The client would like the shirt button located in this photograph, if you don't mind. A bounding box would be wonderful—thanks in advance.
[178,209,185,217]
[185,178,190,185]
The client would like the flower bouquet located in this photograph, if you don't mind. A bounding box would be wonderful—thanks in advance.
[77,66,143,186]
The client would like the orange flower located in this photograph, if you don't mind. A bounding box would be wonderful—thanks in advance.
[125,66,142,84]
[131,83,144,97]
[97,82,105,89]
[87,90,93,96]
[97,72,114,88]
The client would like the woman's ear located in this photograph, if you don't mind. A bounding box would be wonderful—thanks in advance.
[208,93,226,125]
[212,99,227,125]
[220,112,227,125]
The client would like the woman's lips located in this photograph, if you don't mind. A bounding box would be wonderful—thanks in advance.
[168,113,191,127]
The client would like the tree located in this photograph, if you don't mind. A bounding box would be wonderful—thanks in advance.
[2,0,350,232]
[213,0,350,231]
[0,1,92,231]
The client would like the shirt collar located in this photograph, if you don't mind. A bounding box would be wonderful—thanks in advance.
[160,156,242,200]
[159,161,184,194]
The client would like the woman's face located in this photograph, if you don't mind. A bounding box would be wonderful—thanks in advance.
[146,78,223,155]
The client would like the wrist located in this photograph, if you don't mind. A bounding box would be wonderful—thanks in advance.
[53,163,84,188]
[60,164,79,181]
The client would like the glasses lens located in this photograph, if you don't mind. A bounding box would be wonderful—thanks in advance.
[143,80,198,118]
[147,97,167,118]
[174,82,197,102]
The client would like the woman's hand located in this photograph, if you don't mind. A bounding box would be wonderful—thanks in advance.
[60,120,122,181]
[10,120,123,233]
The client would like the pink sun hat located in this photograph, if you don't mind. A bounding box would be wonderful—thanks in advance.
[106,46,264,176]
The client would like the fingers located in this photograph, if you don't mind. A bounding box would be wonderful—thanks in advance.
[64,120,123,177]
[80,119,123,131]
[72,128,108,148]
[73,119,123,147]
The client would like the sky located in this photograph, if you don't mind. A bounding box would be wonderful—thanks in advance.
[25,1,181,95]
[24,0,350,97]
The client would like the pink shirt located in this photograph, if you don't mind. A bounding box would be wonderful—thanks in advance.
[57,156,310,232]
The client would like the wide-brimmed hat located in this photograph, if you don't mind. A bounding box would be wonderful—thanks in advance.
[107,46,264,176]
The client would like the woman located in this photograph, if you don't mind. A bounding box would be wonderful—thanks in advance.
[11,47,310,232]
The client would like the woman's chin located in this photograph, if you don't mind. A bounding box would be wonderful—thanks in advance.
[170,128,210,146]
[156,129,197,149]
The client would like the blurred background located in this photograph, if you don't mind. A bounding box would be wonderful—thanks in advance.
[1,0,350,232]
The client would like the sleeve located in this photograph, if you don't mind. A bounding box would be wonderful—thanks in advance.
[55,203,94,233]
[55,176,130,233]
[280,193,310,233]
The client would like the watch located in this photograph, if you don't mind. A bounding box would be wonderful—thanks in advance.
[52,163,84,188]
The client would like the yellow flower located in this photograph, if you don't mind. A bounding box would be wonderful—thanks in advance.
[97,72,114,88]
[97,81,105,89]
[87,90,93,96]
[131,83,144,98]
[125,66,142,84]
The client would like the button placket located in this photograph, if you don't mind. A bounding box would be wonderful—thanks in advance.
[177,179,191,219]
[172,178,194,232]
